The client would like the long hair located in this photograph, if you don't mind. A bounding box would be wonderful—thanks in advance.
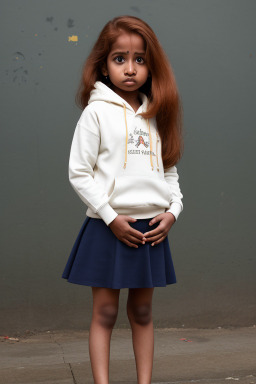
[75,15,183,168]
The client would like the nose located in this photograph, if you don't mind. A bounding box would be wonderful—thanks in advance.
[125,59,136,75]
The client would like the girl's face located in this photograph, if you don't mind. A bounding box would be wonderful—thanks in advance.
[102,31,149,98]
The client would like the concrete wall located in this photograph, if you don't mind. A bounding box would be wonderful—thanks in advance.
[1,0,255,333]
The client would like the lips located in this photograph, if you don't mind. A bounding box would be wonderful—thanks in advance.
[124,79,136,83]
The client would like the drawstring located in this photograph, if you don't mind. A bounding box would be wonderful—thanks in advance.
[123,104,128,169]
[123,103,159,171]
[146,119,154,171]
[156,131,160,172]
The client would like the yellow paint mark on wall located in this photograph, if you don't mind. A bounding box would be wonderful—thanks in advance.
[68,35,78,42]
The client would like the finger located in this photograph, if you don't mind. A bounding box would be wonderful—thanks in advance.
[148,214,165,226]
[145,232,165,243]
[126,234,145,245]
[128,227,146,240]
[151,235,166,246]
[126,216,138,223]
[143,226,163,238]
[123,238,139,248]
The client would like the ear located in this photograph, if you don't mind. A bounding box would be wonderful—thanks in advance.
[101,63,108,77]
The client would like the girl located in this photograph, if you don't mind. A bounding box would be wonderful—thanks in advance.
[62,15,183,384]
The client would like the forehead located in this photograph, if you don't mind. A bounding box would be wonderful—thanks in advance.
[110,32,146,51]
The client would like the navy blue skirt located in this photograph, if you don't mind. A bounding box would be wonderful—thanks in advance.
[62,216,177,289]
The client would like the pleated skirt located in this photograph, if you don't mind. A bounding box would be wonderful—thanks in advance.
[62,216,177,289]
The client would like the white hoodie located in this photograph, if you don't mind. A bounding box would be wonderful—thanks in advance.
[69,81,183,226]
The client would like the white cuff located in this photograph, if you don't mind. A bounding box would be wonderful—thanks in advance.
[165,202,183,221]
[97,203,118,226]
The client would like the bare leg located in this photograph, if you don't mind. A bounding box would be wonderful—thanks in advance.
[126,287,154,384]
[89,287,120,384]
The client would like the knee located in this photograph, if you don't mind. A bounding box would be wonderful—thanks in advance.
[97,304,119,329]
[127,303,152,326]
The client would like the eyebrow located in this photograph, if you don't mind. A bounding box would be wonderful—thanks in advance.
[111,51,146,56]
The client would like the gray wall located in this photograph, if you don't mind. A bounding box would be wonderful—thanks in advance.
[1,0,255,334]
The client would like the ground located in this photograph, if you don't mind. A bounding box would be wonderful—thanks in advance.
[0,326,255,384]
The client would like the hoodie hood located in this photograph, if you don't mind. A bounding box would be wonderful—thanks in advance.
[88,80,149,113]
[88,81,159,171]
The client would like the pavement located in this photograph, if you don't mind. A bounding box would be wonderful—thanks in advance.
[0,326,255,384]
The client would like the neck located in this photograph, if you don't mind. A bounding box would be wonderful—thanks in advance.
[111,86,141,106]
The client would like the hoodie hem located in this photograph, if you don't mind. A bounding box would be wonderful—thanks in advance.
[86,206,167,222]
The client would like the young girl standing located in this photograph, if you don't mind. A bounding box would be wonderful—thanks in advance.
[62,15,183,384]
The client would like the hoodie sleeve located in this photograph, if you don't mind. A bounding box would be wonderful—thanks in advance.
[68,106,118,226]
[164,165,183,221]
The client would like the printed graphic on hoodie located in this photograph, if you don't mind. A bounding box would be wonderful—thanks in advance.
[128,127,156,157]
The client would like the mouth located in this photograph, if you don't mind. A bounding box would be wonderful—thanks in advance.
[124,78,136,83]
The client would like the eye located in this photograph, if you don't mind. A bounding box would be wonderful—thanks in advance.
[114,56,125,63]
[136,57,145,64]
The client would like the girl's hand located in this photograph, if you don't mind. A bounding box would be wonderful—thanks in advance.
[109,215,146,248]
[143,212,176,246]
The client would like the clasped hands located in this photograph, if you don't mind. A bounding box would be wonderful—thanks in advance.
[108,212,176,248]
